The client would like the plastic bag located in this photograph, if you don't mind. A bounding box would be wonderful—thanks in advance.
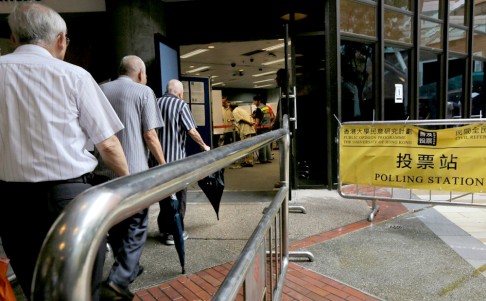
[0,257,17,301]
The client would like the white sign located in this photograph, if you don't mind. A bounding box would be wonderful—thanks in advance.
[0,0,105,14]
[395,83,403,103]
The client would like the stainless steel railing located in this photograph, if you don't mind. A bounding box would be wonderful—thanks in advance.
[32,118,291,301]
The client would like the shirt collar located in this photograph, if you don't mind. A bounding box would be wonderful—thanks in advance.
[14,44,54,58]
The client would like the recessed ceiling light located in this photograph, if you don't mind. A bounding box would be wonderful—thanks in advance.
[186,66,210,73]
[252,71,276,77]
[180,49,210,59]
[262,58,287,66]
[253,79,274,84]
[254,84,273,88]
[262,42,291,52]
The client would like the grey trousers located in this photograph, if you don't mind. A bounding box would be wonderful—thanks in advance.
[106,208,148,288]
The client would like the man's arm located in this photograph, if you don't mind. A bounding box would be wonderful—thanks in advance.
[95,135,130,177]
[188,128,210,151]
[143,128,166,165]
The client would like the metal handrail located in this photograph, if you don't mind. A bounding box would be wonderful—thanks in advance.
[32,118,290,301]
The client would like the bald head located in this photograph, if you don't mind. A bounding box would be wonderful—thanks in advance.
[119,55,147,84]
[166,79,184,99]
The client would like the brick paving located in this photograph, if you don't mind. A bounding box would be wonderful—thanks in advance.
[133,198,407,301]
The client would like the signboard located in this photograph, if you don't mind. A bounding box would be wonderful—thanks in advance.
[181,76,212,155]
[244,240,266,301]
[0,0,105,14]
[340,123,486,193]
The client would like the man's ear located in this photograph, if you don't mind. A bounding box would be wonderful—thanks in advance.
[54,34,67,60]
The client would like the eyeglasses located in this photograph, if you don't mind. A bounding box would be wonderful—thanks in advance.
[58,32,70,46]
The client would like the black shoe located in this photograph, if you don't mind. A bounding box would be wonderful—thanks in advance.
[100,281,134,301]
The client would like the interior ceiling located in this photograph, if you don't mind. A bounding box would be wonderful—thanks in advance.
[179,39,287,90]
[169,0,326,90]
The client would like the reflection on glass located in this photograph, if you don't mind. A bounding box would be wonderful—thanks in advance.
[449,27,467,54]
[473,32,486,57]
[449,1,465,26]
[419,0,440,19]
[474,9,486,33]
[421,20,442,48]
[446,58,465,119]
[384,47,409,120]
[340,0,376,37]
[385,0,410,10]
[385,10,412,43]
[419,51,439,119]
[340,41,374,122]
[472,60,486,117]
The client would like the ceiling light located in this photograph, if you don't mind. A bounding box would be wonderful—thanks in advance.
[280,13,308,21]
[186,66,210,73]
[262,58,287,66]
[252,71,276,77]
[180,49,210,59]
[254,84,273,88]
[212,82,224,86]
[253,79,274,84]
[262,42,291,52]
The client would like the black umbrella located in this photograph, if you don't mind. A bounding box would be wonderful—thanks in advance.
[197,169,225,220]
[169,195,185,274]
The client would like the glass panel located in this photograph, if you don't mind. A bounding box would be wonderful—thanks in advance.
[340,0,376,37]
[340,41,374,122]
[449,27,467,54]
[474,2,486,33]
[472,60,486,117]
[385,10,412,43]
[384,47,410,120]
[447,57,465,119]
[419,0,440,19]
[419,51,440,119]
[449,0,466,26]
[421,19,442,48]
[385,0,411,10]
[473,32,486,57]
[293,33,328,186]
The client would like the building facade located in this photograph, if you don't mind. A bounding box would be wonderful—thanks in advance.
[1,0,484,189]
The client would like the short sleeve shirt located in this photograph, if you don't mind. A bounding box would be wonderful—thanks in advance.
[0,45,124,182]
[156,93,197,163]
[96,76,164,179]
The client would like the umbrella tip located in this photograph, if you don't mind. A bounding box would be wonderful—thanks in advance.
[182,267,186,274]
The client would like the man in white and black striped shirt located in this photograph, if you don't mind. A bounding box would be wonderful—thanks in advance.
[156,79,210,245]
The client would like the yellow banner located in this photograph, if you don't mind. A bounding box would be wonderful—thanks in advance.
[339,123,486,193]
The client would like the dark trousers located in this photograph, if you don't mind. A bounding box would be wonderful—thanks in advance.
[106,208,148,288]
[0,178,105,301]
[157,189,187,234]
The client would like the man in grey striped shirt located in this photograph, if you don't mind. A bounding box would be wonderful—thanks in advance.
[96,55,166,300]
[156,79,210,245]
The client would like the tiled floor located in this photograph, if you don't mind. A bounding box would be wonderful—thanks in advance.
[434,206,486,245]
[133,199,407,301]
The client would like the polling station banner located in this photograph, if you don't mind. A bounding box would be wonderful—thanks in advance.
[339,123,486,193]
